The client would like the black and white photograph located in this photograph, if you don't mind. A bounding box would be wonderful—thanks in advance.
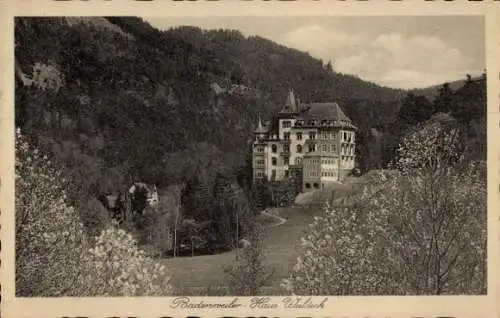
[10,12,490,302]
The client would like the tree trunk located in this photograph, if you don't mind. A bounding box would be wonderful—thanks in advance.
[173,201,180,258]
[191,237,194,257]
[236,208,240,261]
[173,222,177,258]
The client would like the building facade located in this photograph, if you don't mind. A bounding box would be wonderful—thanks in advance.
[252,89,357,192]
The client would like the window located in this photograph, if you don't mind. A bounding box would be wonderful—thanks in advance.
[284,170,289,178]
[296,132,302,140]
[284,145,290,153]
[295,157,302,165]
[305,183,311,189]
[297,144,302,153]
[309,132,316,140]
[344,132,347,141]
[271,169,276,180]
[284,132,290,140]
[271,157,277,166]
[271,144,277,153]
[308,144,316,152]
[282,120,291,128]
[284,156,290,165]
[313,183,320,189]
[322,144,328,152]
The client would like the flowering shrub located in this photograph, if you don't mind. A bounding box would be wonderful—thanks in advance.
[284,120,486,295]
[15,129,173,296]
[395,113,464,173]
[15,128,91,296]
[84,225,172,296]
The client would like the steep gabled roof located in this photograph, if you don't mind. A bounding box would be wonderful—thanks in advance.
[301,102,351,122]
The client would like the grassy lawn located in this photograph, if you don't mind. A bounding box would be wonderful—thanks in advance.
[161,175,370,295]
[162,204,322,295]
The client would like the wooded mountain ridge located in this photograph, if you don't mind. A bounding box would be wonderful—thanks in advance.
[15,17,404,189]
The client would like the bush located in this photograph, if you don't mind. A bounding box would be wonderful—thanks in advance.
[224,222,274,295]
[85,226,172,296]
[15,129,173,296]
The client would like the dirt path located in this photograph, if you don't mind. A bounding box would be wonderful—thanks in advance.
[261,209,287,228]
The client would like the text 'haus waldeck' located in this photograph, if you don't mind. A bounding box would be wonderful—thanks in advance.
[252,89,357,192]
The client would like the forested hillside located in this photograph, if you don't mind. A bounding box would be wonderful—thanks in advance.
[14,17,403,199]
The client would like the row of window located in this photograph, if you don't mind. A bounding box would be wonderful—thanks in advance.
[319,131,337,140]
[257,143,339,154]
[341,144,355,154]
[282,132,315,141]
[321,144,337,153]
[267,169,290,180]
[257,130,354,144]
[283,121,346,133]
[256,168,337,179]
[296,118,349,127]
[322,158,337,165]
[322,171,337,177]
[342,131,355,142]
[341,156,355,162]
[305,158,321,164]
[284,132,317,140]
[255,159,265,165]
[305,171,320,177]
[259,156,304,167]
[305,170,338,178]
[305,158,337,165]
[256,154,348,167]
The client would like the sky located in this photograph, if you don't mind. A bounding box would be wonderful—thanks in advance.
[145,16,485,89]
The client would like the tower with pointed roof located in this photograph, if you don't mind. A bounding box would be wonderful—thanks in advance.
[280,88,297,114]
[252,88,357,191]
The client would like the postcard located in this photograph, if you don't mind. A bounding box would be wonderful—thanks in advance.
[1,1,499,317]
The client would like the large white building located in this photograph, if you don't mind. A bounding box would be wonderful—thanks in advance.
[252,89,357,192]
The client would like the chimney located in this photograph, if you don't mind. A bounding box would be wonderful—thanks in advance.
[296,98,301,111]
